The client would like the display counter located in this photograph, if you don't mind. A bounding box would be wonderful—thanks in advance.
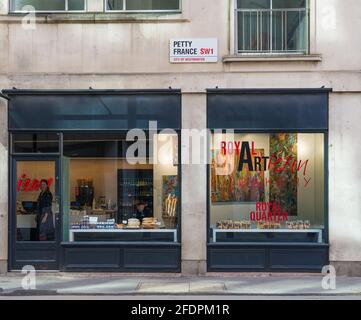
[69,228,177,242]
[212,227,323,243]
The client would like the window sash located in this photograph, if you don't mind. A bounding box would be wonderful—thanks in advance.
[10,0,181,13]
[237,0,307,10]
[235,0,309,54]
[10,0,86,12]
[105,0,181,12]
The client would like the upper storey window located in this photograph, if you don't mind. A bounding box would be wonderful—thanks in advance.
[11,0,85,12]
[106,0,181,12]
[236,0,309,54]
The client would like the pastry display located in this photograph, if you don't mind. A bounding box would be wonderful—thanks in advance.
[241,221,251,229]
[257,221,281,229]
[142,217,159,229]
[215,219,312,230]
[216,220,251,229]
[304,220,311,229]
[286,220,311,230]
[127,218,140,229]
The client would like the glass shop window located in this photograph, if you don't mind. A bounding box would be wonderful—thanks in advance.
[209,132,325,243]
[106,0,181,11]
[15,160,58,241]
[11,0,85,12]
[62,132,179,242]
[12,133,60,154]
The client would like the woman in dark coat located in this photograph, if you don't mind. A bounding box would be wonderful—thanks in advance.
[37,179,55,241]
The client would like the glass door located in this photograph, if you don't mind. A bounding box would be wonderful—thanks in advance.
[12,157,60,270]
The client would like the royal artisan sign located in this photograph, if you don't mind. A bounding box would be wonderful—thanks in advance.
[169,38,218,63]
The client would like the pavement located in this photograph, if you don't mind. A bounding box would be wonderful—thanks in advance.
[0,272,361,298]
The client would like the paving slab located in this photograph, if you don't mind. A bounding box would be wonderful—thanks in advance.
[189,282,226,293]
[137,282,190,294]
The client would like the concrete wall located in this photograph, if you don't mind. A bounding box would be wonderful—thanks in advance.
[0,0,360,274]
[329,93,361,267]
[181,93,207,275]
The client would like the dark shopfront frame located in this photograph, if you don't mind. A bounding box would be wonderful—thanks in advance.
[4,89,182,272]
[206,88,331,272]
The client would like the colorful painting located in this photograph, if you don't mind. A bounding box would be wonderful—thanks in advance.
[269,133,298,216]
[211,149,265,203]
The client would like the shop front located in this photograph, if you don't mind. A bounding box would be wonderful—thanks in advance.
[5,89,181,272]
[3,87,332,274]
[207,88,330,272]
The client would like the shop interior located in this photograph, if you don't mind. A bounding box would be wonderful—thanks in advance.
[62,132,179,241]
[15,132,179,242]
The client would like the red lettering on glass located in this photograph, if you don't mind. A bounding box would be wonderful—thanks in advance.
[303,177,311,187]
[221,141,226,155]
[22,179,31,192]
[16,174,26,192]
[234,141,240,155]
[251,141,257,156]
[17,174,53,192]
[250,201,289,222]
[29,179,40,191]
[297,159,309,176]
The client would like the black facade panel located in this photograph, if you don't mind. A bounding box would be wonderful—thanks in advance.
[207,89,329,130]
[208,248,266,269]
[208,244,329,272]
[124,248,179,269]
[16,248,57,262]
[13,243,58,270]
[6,90,181,130]
[61,243,181,272]
[13,261,59,271]
[269,248,328,270]
[63,248,121,269]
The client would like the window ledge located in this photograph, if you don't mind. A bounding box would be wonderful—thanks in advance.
[223,54,322,63]
[0,13,189,24]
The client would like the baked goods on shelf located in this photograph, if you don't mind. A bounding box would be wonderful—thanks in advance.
[142,217,159,229]
[216,220,251,229]
[257,221,281,229]
[241,221,251,229]
[303,220,311,229]
[215,219,312,230]
[286,220,311,230]
[127,218,140,229]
